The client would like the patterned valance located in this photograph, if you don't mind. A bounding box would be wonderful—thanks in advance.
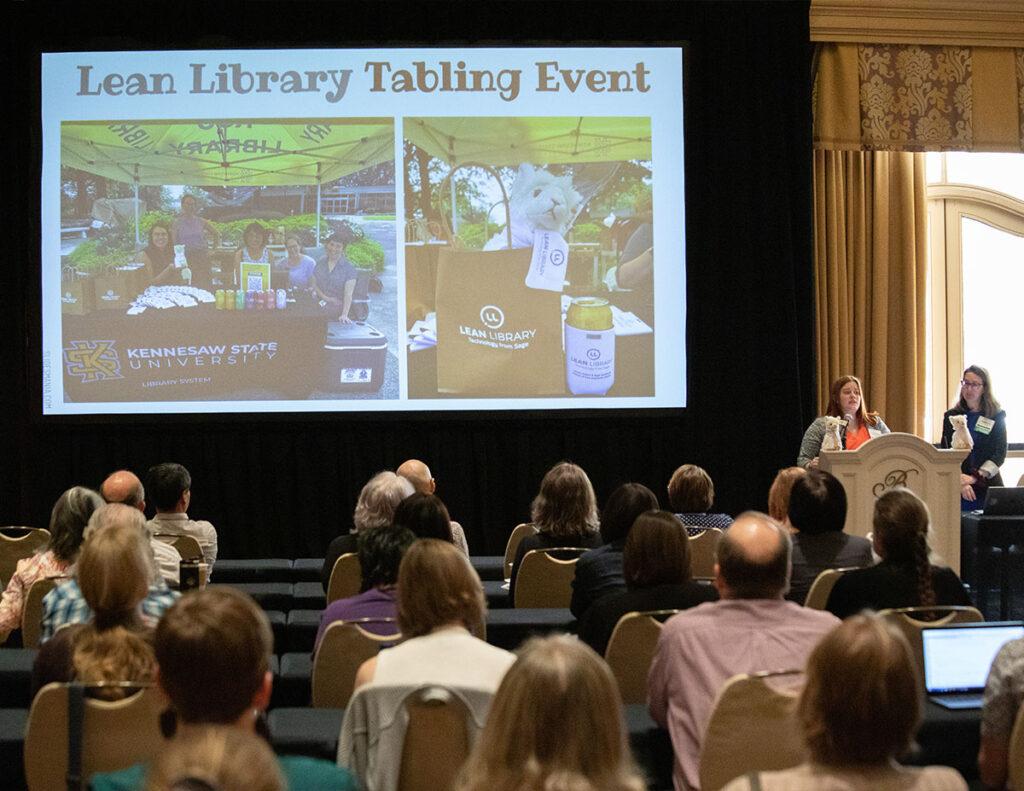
[814,43,1024,152]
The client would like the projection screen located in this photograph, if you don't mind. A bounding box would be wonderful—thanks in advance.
[41,48,685,414]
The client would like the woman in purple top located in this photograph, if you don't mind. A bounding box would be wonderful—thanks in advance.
[173,193,219,290]
[283,234,316,288]
[313,524,415,655]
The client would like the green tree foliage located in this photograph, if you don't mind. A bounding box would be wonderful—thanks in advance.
[344,238,386,273]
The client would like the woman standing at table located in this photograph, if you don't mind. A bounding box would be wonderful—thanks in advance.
[137,221,178,286]
[174,193,219,290]
[313,231,358,324]
[941,365,1007,510]
[797,375,890,469]
[282,233,316,288]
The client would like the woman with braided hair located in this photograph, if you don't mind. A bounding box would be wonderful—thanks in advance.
[825,488,971,619]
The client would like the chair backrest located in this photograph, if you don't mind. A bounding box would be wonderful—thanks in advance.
[503,522,537,579]
[513,547,585,608]
[397,686,473,791]
[687,527,724,579]
[1009,701,1024,791]
[803,567,859,610]
[327,552,363,604]
[22,576,67,649]
[312,618,401,708]
[699,670,805,791]
[0,527,51,586]
[24,682,165,791]
[878,605,985,685]
[604,610,680,704]
[153,533,203,561]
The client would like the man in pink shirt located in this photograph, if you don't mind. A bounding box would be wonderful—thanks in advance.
[647,512,839,791]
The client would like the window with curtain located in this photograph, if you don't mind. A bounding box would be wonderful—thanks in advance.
[926,152,1024,452]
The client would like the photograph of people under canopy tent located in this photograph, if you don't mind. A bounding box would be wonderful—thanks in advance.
[61,117,395,244]
[54,117,400,405]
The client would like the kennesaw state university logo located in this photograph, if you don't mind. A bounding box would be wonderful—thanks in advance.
[63,340,124,383]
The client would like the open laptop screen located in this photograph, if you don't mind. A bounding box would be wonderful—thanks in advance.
[922,622,1024,693]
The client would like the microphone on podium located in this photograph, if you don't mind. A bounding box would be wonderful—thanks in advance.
[842,414,853,445]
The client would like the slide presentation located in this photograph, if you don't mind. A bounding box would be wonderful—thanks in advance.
[41,48,685,415]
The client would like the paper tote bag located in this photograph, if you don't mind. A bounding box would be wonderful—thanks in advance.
[435,247,564,396]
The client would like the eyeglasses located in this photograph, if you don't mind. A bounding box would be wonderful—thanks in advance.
[960,381,984,389]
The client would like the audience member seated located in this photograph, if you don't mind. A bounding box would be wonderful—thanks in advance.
[786,469,872,605]
[978,633,1024,790]
[32,519,156,696]
[313,524,415,655]
[570,482,659,619]
[146,725,285,791]
[354,539,515,692]
[100,469,182,589]
[647,512,839,791]
[397,458,470,554]
[666,464,733,534]
[393,492,457,544]
[455,634,645,791]
[767,466,806,524]
[0,486,102,644]
[145,462,218,574]
[721,615,967,791]
[826,488,972,619]
[39,504,179,644]
[91,587,357,791]
[509,462,603,598]
[579,510,719,656]
[321,471,414,591]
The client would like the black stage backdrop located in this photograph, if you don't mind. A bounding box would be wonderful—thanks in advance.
[4,1,816,557]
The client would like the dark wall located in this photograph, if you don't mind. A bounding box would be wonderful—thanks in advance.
[4,1,816,557]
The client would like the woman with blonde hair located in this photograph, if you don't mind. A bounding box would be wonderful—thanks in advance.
[31,520,156,698]
[456,634,645,791]
[722,616,967,790]
[509,462,602,596]
[145,724,285,791]
[353,538,515,690]
[825,488,970,619]
[0,486,103,643]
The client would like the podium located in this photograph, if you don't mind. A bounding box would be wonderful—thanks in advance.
[819,433,967,570]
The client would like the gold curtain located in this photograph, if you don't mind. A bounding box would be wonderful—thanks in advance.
[812,43,1023,434]
[813,150,927,433]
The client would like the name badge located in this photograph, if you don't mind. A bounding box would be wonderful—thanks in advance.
[976,416,994,435]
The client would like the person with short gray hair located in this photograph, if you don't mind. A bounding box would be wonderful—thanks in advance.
[320,471,414,591]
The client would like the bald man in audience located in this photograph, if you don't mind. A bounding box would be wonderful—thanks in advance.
[396,459,469,554]
[99,469,182,588]
[647,512,840,791]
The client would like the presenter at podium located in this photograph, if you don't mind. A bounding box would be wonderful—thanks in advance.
[797,375,890,469]
[940,365,1007,510]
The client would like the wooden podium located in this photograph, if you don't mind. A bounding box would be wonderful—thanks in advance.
[819,433,967,570]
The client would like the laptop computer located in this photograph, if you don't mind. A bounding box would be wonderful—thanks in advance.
[922,621,1024,709]
[982,487,1024,516]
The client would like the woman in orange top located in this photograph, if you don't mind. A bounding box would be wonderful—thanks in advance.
[797,375,890,468]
